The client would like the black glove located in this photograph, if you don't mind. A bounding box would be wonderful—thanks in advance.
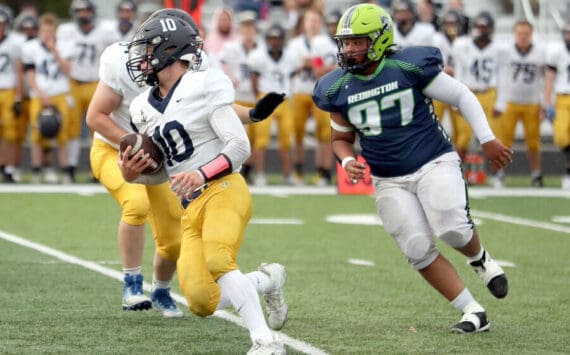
[12,100,22,118]
[249,92,285,122]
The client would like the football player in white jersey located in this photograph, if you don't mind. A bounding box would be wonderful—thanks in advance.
[122,16,286,354]
[452,11,502,185]
[57,0,115,182]
[392,0,436,48]
[219,11,260,183]
[248,24,296,186]
[0,6,23,183]
[7,13,39,183]
[288,9,335,186]
[106,0,138,43]
[494,21,545,187]
[87,9,286,317]
[544,23,570,189]
[431,10,471,161]
[22,13,74,184]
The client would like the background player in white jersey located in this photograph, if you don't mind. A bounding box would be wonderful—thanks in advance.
[452,11,502,184]
[122,16,286,354]
[22,13,74,184]
[392,0,435,48]
[431,10,470,160]
[88,9,286,316]
[220,10,259,107]
[494,20,545,187]
[57,0,114,182]
[6,13,39,183]
[288,9,334,186]
[219,11,260,184]
[105,0,138,43]
[0,6,23,183]
[248,24,296,186]
[544,23,570,189]
[314,3,511,334]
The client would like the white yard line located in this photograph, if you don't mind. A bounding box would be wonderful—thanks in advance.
[471,210,570,235]
[0,229,328,355]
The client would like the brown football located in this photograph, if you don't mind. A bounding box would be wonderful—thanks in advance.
[119,133,164,175]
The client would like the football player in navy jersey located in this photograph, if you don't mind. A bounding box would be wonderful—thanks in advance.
[313,4,512,334]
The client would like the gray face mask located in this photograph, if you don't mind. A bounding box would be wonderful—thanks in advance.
[77,16,91,26]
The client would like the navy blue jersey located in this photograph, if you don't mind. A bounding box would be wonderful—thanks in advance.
[313,46,453,178]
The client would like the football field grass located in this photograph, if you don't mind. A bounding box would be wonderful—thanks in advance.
[0,184,569,354]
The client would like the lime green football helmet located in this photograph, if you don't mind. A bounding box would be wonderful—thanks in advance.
[335,4,394,73]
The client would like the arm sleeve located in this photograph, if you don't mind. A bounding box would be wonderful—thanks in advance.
[209,105,251,169]
[423,71,495,144]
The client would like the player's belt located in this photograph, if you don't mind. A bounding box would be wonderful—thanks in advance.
[181,184,208,209]
[557,92,570,96]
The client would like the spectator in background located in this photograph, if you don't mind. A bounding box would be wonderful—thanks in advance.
[417,0,439,31]
[164,0,205,28]
[289,9,334,186]
[392,0,435,48]
[494,20,545,187]
[283,0,324,34]
[204,7,238,63]
[233,0,270,21]
[544,23,570,190]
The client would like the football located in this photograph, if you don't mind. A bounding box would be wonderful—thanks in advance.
[119,133,164,175]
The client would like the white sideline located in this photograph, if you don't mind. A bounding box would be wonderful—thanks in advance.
[0,229,328,355]
[1,184,570,198]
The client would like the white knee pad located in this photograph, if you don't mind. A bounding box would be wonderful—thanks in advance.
[439,227,474,248]
[402,234,439,270]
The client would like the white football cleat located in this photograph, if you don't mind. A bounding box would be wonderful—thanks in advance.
[259,263,288,330]
[247,337,286,355]
[469,250,508,299]
[451,311,490,333]
[562,175,570,190]
[122,274,152,311]
[151,288,183,318]
[254,173,268,187]
[43,168,59,184]
[490,175,504,189]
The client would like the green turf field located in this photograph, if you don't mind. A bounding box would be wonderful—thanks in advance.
[0,185,569,354]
